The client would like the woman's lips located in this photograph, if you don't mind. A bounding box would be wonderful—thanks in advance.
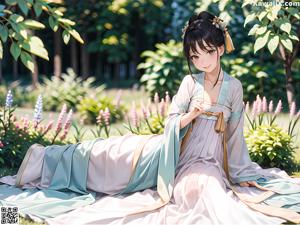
[203,65,210,69]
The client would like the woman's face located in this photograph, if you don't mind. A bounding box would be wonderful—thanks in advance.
[189,41,224,73]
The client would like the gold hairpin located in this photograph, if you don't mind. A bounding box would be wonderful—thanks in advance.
[211,16,235,54]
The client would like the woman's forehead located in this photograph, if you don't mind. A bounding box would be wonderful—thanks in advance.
[189,41,214,55]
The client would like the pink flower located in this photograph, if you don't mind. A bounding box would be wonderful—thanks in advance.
[0,141,4,148]
[262,96,267,113]
[147,98,152,116]
[165,91,170,105]
[274,100,282,115]
[256,95,262,115]
[130,101,139,128]
[103,107,111,126]
[154,92,159,105]
[159,99,165,117]
[245,101,250,113]
[14,122,20,129]
[55,104,67,134]
[290,101,296,118]
[97,110,103,125]
[268,100,273,113]
[63,109,73,131]
[60,132,67,141]
[44,120,54,134]
[296,110,300,119]
[251,101,257,118]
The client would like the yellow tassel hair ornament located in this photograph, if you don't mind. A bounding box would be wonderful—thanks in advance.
[211,16,235,54]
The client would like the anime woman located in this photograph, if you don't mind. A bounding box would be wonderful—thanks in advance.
[1,11,300,225]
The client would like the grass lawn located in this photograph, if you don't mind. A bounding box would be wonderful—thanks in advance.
[1,87,300,224]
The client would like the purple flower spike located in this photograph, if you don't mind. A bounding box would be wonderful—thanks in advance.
[5,90,13,108]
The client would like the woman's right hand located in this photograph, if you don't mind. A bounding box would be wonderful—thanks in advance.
[190,100,204,119]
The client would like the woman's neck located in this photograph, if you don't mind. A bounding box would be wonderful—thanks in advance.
[204,64,223,83]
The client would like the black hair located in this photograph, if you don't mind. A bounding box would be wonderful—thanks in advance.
[183,11,225,84]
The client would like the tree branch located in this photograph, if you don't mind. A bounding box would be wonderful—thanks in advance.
[291,25,300,63]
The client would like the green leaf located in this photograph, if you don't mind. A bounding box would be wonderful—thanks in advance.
[280,19,291,34]
[256,26,267,35]
[23,19,45,29]
[10,22,28,39]
[0,4,5,12]
[53,9,63,16]
[289,34,299,41]
[248,24,259,36]
[33,2,42,17]
[286,7,300,19]
[49,16,58,32]
[17,0,28,15]
[69,29,84,44]
[20,36,49,60]
[280,37,293,52]
[244,13,256,27]
[0,40,3,59]
[267,5,281,21]
[9,14,24,23]
[0,25,8,42]
[267,35,279,54]
[58,18,75,26]
[5,0,17,5]
[62,30,70,44]
[20,51,34,73]
[10,42,21,60]
[254,31,270,53]
[258,11,268,21]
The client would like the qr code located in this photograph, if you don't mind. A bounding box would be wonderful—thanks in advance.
[0,207,19,225]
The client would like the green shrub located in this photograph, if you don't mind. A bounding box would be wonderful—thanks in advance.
[245,124,297,172]
[77,95,127,124]
[0,82,37,108]
[39,68,104,111]
[138,40,188,98]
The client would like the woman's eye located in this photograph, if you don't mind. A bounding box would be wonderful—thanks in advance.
[208,50,215,54]
[191,56,198,60]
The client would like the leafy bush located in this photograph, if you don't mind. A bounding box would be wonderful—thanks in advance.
[0,82,37,108]
[138,40,188,98]
[39,68,105,111]
[77,95,127,124]
[0,92,73,168]
[245,124,297,172]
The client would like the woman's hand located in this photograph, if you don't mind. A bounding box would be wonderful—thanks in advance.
[239,181,258,187]
[190,100,204,119]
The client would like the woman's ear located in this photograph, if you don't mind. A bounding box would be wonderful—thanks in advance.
[218,45,225,56]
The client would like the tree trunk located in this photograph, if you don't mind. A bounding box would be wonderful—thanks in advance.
[31,55,39,89]
[71,39,78,74]
[13,60,18,80]
[113,63,120,81]
[285,54,295,106]
[80,34,89,79]
[133,11,142,80]
[54,29,62,78]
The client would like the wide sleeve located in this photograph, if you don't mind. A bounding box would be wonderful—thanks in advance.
[165,75,195,139]
[226,79,261,184]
